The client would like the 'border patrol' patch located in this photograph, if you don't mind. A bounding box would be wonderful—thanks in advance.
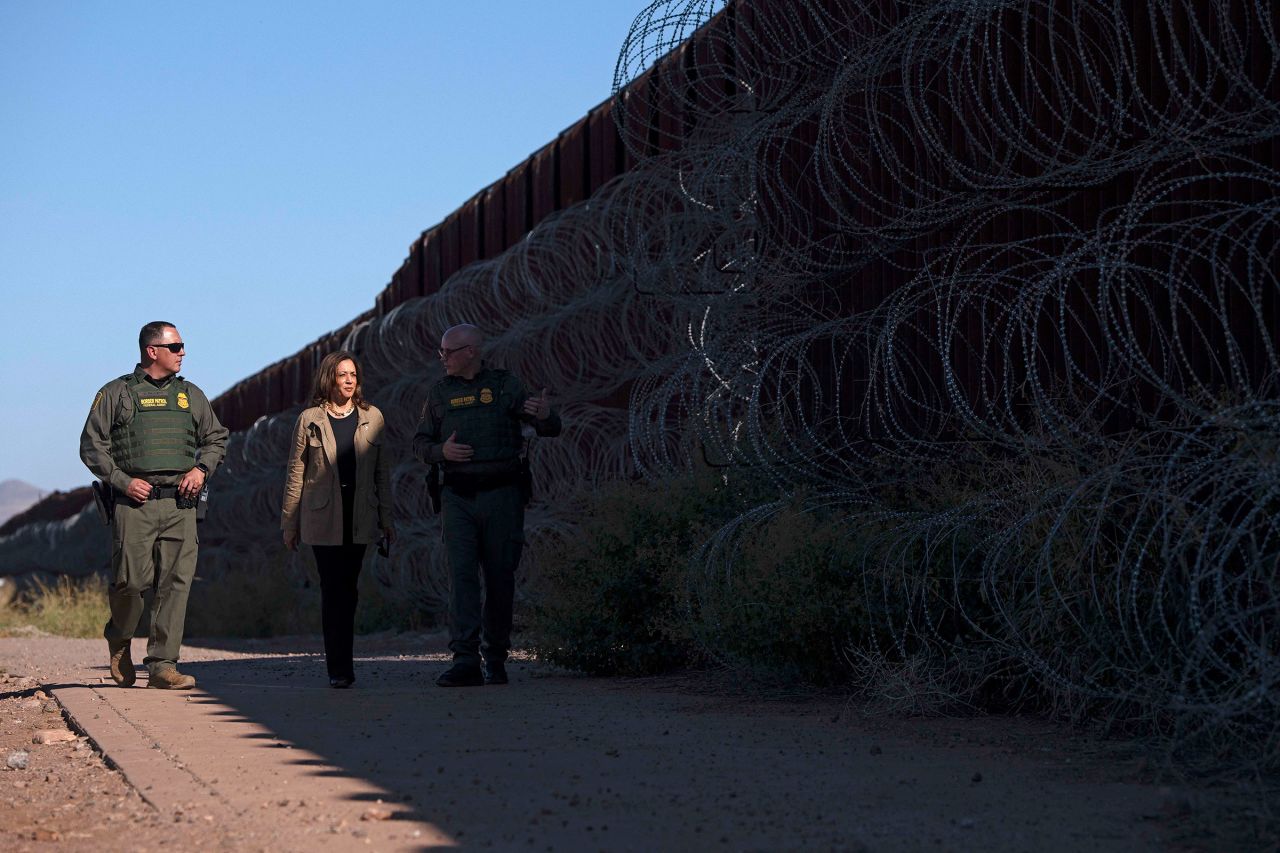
[177,392,190,409]
[479,388,494,404]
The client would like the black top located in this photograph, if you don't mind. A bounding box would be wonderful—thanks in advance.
[328,412,358,488]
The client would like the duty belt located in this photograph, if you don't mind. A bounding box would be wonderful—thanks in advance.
[118,484,199,509]
[443,470,522,497]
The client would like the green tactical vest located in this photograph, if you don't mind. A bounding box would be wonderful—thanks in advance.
[109,374,199,475]
[435,370,523,469]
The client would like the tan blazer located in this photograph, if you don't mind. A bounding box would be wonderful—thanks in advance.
[280,404,393,546]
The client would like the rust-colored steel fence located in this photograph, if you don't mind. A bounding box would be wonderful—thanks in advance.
[212,92,644,430]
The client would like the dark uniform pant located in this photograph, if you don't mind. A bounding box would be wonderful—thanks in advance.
[104,497,198,672]
[441,483,524,667]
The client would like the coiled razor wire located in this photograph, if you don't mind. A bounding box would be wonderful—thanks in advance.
[194,188,689,622]
[607,0,1279,765]
[2,0,1275,764]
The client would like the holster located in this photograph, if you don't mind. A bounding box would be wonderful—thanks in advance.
[90,480,114,526]
[195,483,210,521]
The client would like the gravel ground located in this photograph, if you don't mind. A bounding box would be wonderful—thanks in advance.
[0,667,244,851]
[0,630,1270,852]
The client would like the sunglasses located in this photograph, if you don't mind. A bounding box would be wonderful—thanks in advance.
[437,344,473,358]
[149,342,186,353]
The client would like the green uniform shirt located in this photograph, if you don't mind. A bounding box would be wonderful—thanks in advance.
[80,365,229,492]
[413,365,561,475]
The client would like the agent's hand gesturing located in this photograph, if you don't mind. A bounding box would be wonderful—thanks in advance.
[523,388,551,421]
[442,430,474,463]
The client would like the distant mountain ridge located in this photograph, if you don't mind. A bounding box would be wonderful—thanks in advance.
[0,479,45,527]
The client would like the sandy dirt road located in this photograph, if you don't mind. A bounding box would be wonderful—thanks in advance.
[0,633,1223,852]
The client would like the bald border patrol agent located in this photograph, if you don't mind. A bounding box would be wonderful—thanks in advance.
[413,323,561,687]
[80,321,228,690]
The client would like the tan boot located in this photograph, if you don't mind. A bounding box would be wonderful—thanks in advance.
[147,667,196,690]
[108,640,135,688]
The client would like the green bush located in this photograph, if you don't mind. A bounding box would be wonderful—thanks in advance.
[526,450,1124,696]
[527,469,982,685]
[688,504,867,684]
[528,470,759,676]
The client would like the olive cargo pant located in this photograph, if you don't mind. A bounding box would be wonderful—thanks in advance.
[103,497,198,672]
[441,483,525,667]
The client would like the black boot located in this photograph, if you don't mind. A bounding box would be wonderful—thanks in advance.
[483,661,508,685]
[436,664,484,687]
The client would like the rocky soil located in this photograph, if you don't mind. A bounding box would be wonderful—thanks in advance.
[0,669,244,851]
[0,633,1273,852]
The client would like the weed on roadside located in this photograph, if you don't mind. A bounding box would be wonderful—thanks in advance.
[0,575,107,638]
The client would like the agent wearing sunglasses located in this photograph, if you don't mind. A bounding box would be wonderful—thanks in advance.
[413,323,561,687]
[79,321,228,690]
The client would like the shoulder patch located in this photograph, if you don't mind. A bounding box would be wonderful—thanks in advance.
[92,390,103,411]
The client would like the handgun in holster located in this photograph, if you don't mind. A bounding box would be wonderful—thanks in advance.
[193,456,211,521]
[90,480,115,526]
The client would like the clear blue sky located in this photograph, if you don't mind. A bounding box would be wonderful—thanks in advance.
[1,1,644,492]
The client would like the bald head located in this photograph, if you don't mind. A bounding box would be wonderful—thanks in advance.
[442,324,483,348]
[439,324,484,378]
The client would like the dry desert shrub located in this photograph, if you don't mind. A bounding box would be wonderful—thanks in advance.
[0,574,108,639]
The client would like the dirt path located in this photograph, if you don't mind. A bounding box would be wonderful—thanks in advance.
[0,633,1241,852]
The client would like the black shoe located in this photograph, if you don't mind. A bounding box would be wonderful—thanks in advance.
[483,662,508,685]
[329,676,353,689]
[436,664,484,687]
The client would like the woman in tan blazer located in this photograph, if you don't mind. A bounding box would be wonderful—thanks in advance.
[281,350,394,688]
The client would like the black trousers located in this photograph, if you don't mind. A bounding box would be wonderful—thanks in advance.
[311,485,365,680]
[313,542,366,679]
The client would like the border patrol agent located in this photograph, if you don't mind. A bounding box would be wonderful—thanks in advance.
[79,322,228,690]
[413,323,561,687]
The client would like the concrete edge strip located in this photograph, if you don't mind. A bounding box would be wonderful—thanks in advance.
[51,684,233,819]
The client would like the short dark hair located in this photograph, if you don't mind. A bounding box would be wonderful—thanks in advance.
[138,321,176,356]
[310,350,370,410]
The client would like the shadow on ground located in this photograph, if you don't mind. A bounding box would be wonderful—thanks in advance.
[159,642,1176,853]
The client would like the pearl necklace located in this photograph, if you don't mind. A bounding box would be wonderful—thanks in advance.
[326,402,355,418]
